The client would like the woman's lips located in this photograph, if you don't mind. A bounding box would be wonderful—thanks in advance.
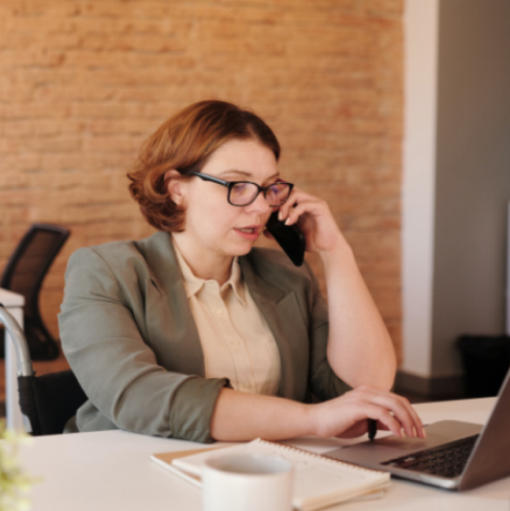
[234,226,261,240]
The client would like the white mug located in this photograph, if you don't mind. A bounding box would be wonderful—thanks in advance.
[202,453,294,511]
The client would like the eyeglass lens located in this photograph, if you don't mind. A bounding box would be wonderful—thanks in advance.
[229,182,291,206]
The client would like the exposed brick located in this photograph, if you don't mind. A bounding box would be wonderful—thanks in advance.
[0,0,404,357]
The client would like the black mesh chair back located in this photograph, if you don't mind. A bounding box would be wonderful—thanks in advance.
[18,370,88,436]
[0,305,87,435]
[1,223,70,360]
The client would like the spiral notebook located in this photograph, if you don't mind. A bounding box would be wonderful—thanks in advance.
[151,438,390,511]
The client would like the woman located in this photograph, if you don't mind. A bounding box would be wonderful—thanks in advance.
[59,100,424,443]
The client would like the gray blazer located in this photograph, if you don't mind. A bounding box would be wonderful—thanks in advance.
[59,231,349,442]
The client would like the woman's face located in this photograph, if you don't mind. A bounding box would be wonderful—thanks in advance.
[170,138,279,260]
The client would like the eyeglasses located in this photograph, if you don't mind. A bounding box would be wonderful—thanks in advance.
[189,172,294,207]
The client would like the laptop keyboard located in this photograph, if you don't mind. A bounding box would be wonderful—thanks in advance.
[381,434,479,479]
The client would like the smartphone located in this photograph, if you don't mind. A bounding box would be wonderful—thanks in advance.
[265,211,306,267]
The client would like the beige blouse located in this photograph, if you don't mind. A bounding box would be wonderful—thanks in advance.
[173,244,281,395]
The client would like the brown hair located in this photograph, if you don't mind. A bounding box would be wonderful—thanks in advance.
[127,100,281,232]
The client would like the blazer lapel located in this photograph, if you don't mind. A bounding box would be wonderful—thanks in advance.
[240,256,309,401]
[140,232,205,377]
[138,235,309,400]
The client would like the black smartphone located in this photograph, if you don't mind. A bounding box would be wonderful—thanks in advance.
[265,211,306,267]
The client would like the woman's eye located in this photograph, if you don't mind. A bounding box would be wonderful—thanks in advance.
[233,183,251,195]
[269,183,287,194]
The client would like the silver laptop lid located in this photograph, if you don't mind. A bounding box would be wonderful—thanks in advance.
[459,368,510,490]
[325,368,510,491]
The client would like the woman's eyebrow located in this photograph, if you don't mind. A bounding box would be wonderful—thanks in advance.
[218,169,280,182]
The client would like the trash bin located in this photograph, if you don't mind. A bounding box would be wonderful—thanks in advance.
[457,335,510,398]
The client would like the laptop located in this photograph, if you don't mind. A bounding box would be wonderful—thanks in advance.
[325,369,510,491]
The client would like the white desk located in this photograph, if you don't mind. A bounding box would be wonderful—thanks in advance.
[16,398,510,511]
[0,287,25,430]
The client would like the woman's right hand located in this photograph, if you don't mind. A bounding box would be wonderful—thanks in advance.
[307,386,425,440]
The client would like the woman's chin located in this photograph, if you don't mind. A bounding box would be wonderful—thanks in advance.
[225,238,257,257]
[233,244,255,257]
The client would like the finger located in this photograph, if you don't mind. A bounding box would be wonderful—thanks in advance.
[360,390,425,439]
[283,200,324,226]
[401,398,425,437]
[355,403,405,438]
[277,189,300,221]
[397,399,425,438]
[277,188,319,221]
[333,391,407,438]
[381,395,425,438]
[349,387,422,437]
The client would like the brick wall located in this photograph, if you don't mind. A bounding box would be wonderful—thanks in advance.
[0,0,404,361]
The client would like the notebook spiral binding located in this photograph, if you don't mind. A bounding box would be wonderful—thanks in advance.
[258,439,385,475]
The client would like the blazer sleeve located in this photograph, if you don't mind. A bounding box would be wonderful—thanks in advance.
[58,247,228,443]
[305,262,352,401]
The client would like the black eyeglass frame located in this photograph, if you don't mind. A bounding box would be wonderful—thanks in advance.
[189,171,294,207]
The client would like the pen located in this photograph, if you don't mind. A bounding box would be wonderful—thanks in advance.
[368,419,377,441]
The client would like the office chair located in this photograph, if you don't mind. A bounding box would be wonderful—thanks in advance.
[0,304,87,435]
[0,223,70,360]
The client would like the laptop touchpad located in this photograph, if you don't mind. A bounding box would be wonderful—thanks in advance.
[325,421,483,466]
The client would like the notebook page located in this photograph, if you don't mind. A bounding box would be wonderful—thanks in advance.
[171,438,390,510]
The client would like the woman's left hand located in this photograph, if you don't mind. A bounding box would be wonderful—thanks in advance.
[270,187,346,255]
[270,187,398,391]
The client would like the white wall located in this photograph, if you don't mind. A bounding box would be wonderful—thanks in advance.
[402,0,510,384]
[401,0,439,378]
[431,0,510,377]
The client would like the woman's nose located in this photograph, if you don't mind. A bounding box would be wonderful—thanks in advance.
[246,190,272,214]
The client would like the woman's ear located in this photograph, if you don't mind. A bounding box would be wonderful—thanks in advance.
[165,170,186,206]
